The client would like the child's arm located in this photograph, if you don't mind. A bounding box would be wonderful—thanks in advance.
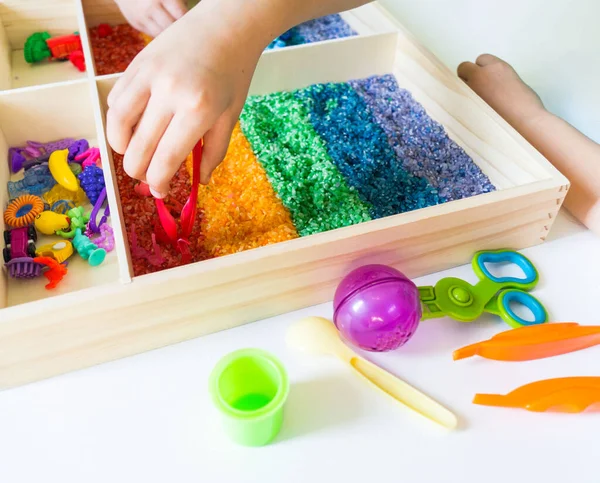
[115,0,188,37]
[521,112,600,235]
[107,0,372,198]
[458,54,600,235]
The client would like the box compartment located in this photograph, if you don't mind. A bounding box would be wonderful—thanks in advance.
[0,12,568,390]
[0,80,125,310]
[80,0,398,76]
[0,0,89,91]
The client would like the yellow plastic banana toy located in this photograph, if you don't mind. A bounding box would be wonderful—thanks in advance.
[49,149,79,192]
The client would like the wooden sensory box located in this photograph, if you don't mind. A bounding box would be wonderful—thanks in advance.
[0,0,569,390]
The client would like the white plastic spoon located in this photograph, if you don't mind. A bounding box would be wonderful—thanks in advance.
[286,316,458,430]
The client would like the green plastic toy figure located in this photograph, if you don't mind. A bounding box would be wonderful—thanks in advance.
[24,32,52,64]
[72,228,106,267]
[57,206,90,239]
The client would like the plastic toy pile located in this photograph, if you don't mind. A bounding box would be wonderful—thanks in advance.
[24,31,86,72]
[3,139,113,290]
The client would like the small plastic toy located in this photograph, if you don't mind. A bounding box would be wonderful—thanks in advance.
[57,207,89,239]
[130,224,164,266]
[78,165,105,205]
[88,188,110,234]
[287,316,458,429]
[69,163,82,176]
[22,158,80,174]
[34,211,70,235]
[75,147,100,168]
[72,228,106,266]
[9,139,82,173]
[43,184,87,207]
[27,138,76,156]
[333,264,422,352]
[454,323,600,362]
[87,224,114,253]
[4,195,45,228]
[4,258,43,279]
[23,32,52,63]
[419,250,548,328]
[9,147,27,173]
[3,226,37,263]
[473,377,600,413]
[68,50,86,72]
[209,348,290,446]
[24,31,85,71]
[50,200,76,214]
[153,141,203,263]
[45,34,82,60]
[21,155,50,171]
[68,140,90,162]
[36,240,74,264]
[33,257,68,289]
[49,149,79,192]
[333,249,549,352]
[7,165,56,199]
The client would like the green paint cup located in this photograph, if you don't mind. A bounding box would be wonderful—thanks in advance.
[209,348,289,447]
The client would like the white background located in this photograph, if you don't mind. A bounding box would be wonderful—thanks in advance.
[381,0,600,142]
[1,1,599,482]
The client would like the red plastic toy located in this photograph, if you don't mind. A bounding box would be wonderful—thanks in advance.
[33,257,68,290]
[69,50,86,72]
[45,34,82,60]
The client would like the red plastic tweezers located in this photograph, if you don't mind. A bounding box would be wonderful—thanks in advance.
[154,140,203,263]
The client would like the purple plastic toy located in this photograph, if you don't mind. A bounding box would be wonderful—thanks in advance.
[78,165,105,205]
[3,226,37,263]
[9,139,76,173]
[4,258,43,279]
[68,139,89,161]
[333,264,422,352]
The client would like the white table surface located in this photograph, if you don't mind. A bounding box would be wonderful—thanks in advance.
[1,2,599,483]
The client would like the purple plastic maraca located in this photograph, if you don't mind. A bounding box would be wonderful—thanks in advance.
[333,264,422,352]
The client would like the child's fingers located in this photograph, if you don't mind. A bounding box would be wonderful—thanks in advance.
[152,5,177,31]
[143,19,164,38]
[107,64,141,108]
[106,80,151,154]
[163,0,188,19]
[146,112,213,197]
[200,116,236,185]
[123,99,173,181]
[457,61,480,83]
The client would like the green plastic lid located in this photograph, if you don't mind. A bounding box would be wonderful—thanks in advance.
[209,348,289,447]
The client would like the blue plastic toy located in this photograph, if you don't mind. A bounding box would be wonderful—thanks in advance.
[8,165,56,199]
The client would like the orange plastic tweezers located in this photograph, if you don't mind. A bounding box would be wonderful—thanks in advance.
[473,377,600,413]
[453,323,600,362]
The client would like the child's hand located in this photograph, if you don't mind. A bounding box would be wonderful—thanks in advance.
[106,1,269,198]
[114,0,188,38]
